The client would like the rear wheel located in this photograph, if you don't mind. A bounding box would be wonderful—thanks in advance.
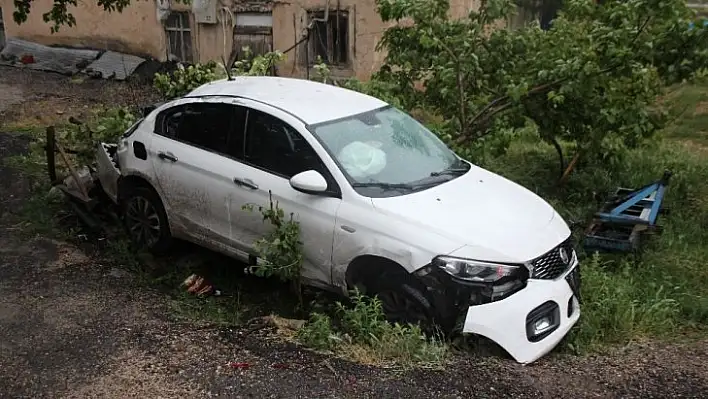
[121,186,172,254]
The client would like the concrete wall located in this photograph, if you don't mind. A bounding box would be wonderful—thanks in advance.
[0,0,166,59]
[0,0,482,80]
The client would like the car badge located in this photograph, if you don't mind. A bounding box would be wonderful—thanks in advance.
[559,247,570,264]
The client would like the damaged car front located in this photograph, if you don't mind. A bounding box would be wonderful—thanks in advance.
[364,175,582,365]
[312,104,581,365]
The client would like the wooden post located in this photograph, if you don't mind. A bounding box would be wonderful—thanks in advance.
[46,126,57,184]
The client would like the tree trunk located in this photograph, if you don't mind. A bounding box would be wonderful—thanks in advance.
[559,152,581,185]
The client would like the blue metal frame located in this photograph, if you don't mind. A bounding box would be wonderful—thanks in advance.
[584,171,671,253]
[596,182,666,226]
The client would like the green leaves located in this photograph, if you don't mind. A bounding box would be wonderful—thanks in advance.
[373,0,708,167]
[62,106,136,166]
[242,192,303,285]
[153,62,220,99]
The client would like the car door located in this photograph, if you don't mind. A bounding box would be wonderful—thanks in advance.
[222,103,343,287]
[150,100,253,252]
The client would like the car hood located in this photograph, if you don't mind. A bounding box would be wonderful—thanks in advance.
[370,165,570,263]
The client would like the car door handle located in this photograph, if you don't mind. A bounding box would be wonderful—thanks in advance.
[233,177,259,190]
[157,151,178,162]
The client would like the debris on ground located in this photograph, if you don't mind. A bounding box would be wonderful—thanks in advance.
[0,38,100,75]
[260,315,306,337]
[182,274,221,297]
[84,51,146,81]
[227,362,251,370]
[0,38,147,80]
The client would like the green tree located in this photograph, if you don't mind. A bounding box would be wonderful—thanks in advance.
[375,0,708,178]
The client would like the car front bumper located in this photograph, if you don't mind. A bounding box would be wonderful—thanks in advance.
[461,262,580,364]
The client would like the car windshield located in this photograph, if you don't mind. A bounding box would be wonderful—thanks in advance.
[309,106,466,197]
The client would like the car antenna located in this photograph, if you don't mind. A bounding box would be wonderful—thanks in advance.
[221,55,233,81]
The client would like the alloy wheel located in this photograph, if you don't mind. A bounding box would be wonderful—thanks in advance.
[124,196,161,248]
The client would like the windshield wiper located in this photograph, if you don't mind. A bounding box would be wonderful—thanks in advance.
[351,182,415,191]
[430,159,471,177]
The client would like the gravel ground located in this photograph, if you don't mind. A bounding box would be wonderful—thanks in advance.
[1,66,707,398]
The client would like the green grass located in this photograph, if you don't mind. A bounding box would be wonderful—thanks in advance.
[476,82,708,352]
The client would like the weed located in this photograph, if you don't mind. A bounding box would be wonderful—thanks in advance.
[297,291,448,367]
[297,312,339,351]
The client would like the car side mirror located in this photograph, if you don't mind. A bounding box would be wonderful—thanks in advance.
[290,170,328,194]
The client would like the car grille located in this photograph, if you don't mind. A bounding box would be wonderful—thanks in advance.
[530,239,575,280]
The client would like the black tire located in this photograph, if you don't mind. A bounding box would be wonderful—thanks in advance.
[121,185,172,254]
[365,272,437,332]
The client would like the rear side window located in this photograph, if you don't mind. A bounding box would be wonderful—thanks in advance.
[122,118,144,139]
[155,102,247,157]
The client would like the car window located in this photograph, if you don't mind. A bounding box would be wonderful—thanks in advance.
[309,106,460,197]
[244,109,322,178]
[159,103,246,157]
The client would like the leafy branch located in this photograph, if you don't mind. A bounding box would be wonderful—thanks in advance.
[242,191,304,299]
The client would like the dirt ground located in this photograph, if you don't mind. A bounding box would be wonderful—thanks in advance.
[1,66,707,398]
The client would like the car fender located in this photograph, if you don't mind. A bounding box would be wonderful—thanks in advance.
[330,200,464,289]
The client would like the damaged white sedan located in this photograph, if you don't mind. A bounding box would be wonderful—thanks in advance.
[96,76,581,364]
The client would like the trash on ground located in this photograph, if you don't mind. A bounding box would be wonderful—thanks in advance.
[227,362,250,370]
[182,273,221,297]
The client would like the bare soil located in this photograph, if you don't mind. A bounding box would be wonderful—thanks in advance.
[1,66,707,398]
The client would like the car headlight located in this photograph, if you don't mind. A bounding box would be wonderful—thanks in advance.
[432,256,527,283]
[431,256,529,302]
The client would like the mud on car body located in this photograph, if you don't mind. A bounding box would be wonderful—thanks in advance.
[96,76,581,364]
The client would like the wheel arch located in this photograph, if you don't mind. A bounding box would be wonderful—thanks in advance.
[117,173,163,204]
[345,254,411,291]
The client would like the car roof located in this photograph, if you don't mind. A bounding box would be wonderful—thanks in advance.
[186,76,389,125]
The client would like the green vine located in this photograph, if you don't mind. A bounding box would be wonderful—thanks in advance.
[242,191,304,296]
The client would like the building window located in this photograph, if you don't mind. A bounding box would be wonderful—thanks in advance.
[509,0,563,31]
[165,12,193,63]
[306,10,349,67]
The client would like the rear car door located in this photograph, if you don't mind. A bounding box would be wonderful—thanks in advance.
[222,103,343,287]
[150,100,252,251]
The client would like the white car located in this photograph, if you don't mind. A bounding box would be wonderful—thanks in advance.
[96,76,581,364]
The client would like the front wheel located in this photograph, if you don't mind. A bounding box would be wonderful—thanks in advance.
[366,274,437,331]
[121,186,172,254]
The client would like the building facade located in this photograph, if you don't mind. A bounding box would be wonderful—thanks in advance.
[0,0,485,80]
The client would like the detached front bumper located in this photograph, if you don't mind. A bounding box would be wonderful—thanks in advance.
[461,262,580,364]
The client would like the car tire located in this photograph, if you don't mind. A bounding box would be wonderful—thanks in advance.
[365,272,438,332]
[121,185,172,254]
